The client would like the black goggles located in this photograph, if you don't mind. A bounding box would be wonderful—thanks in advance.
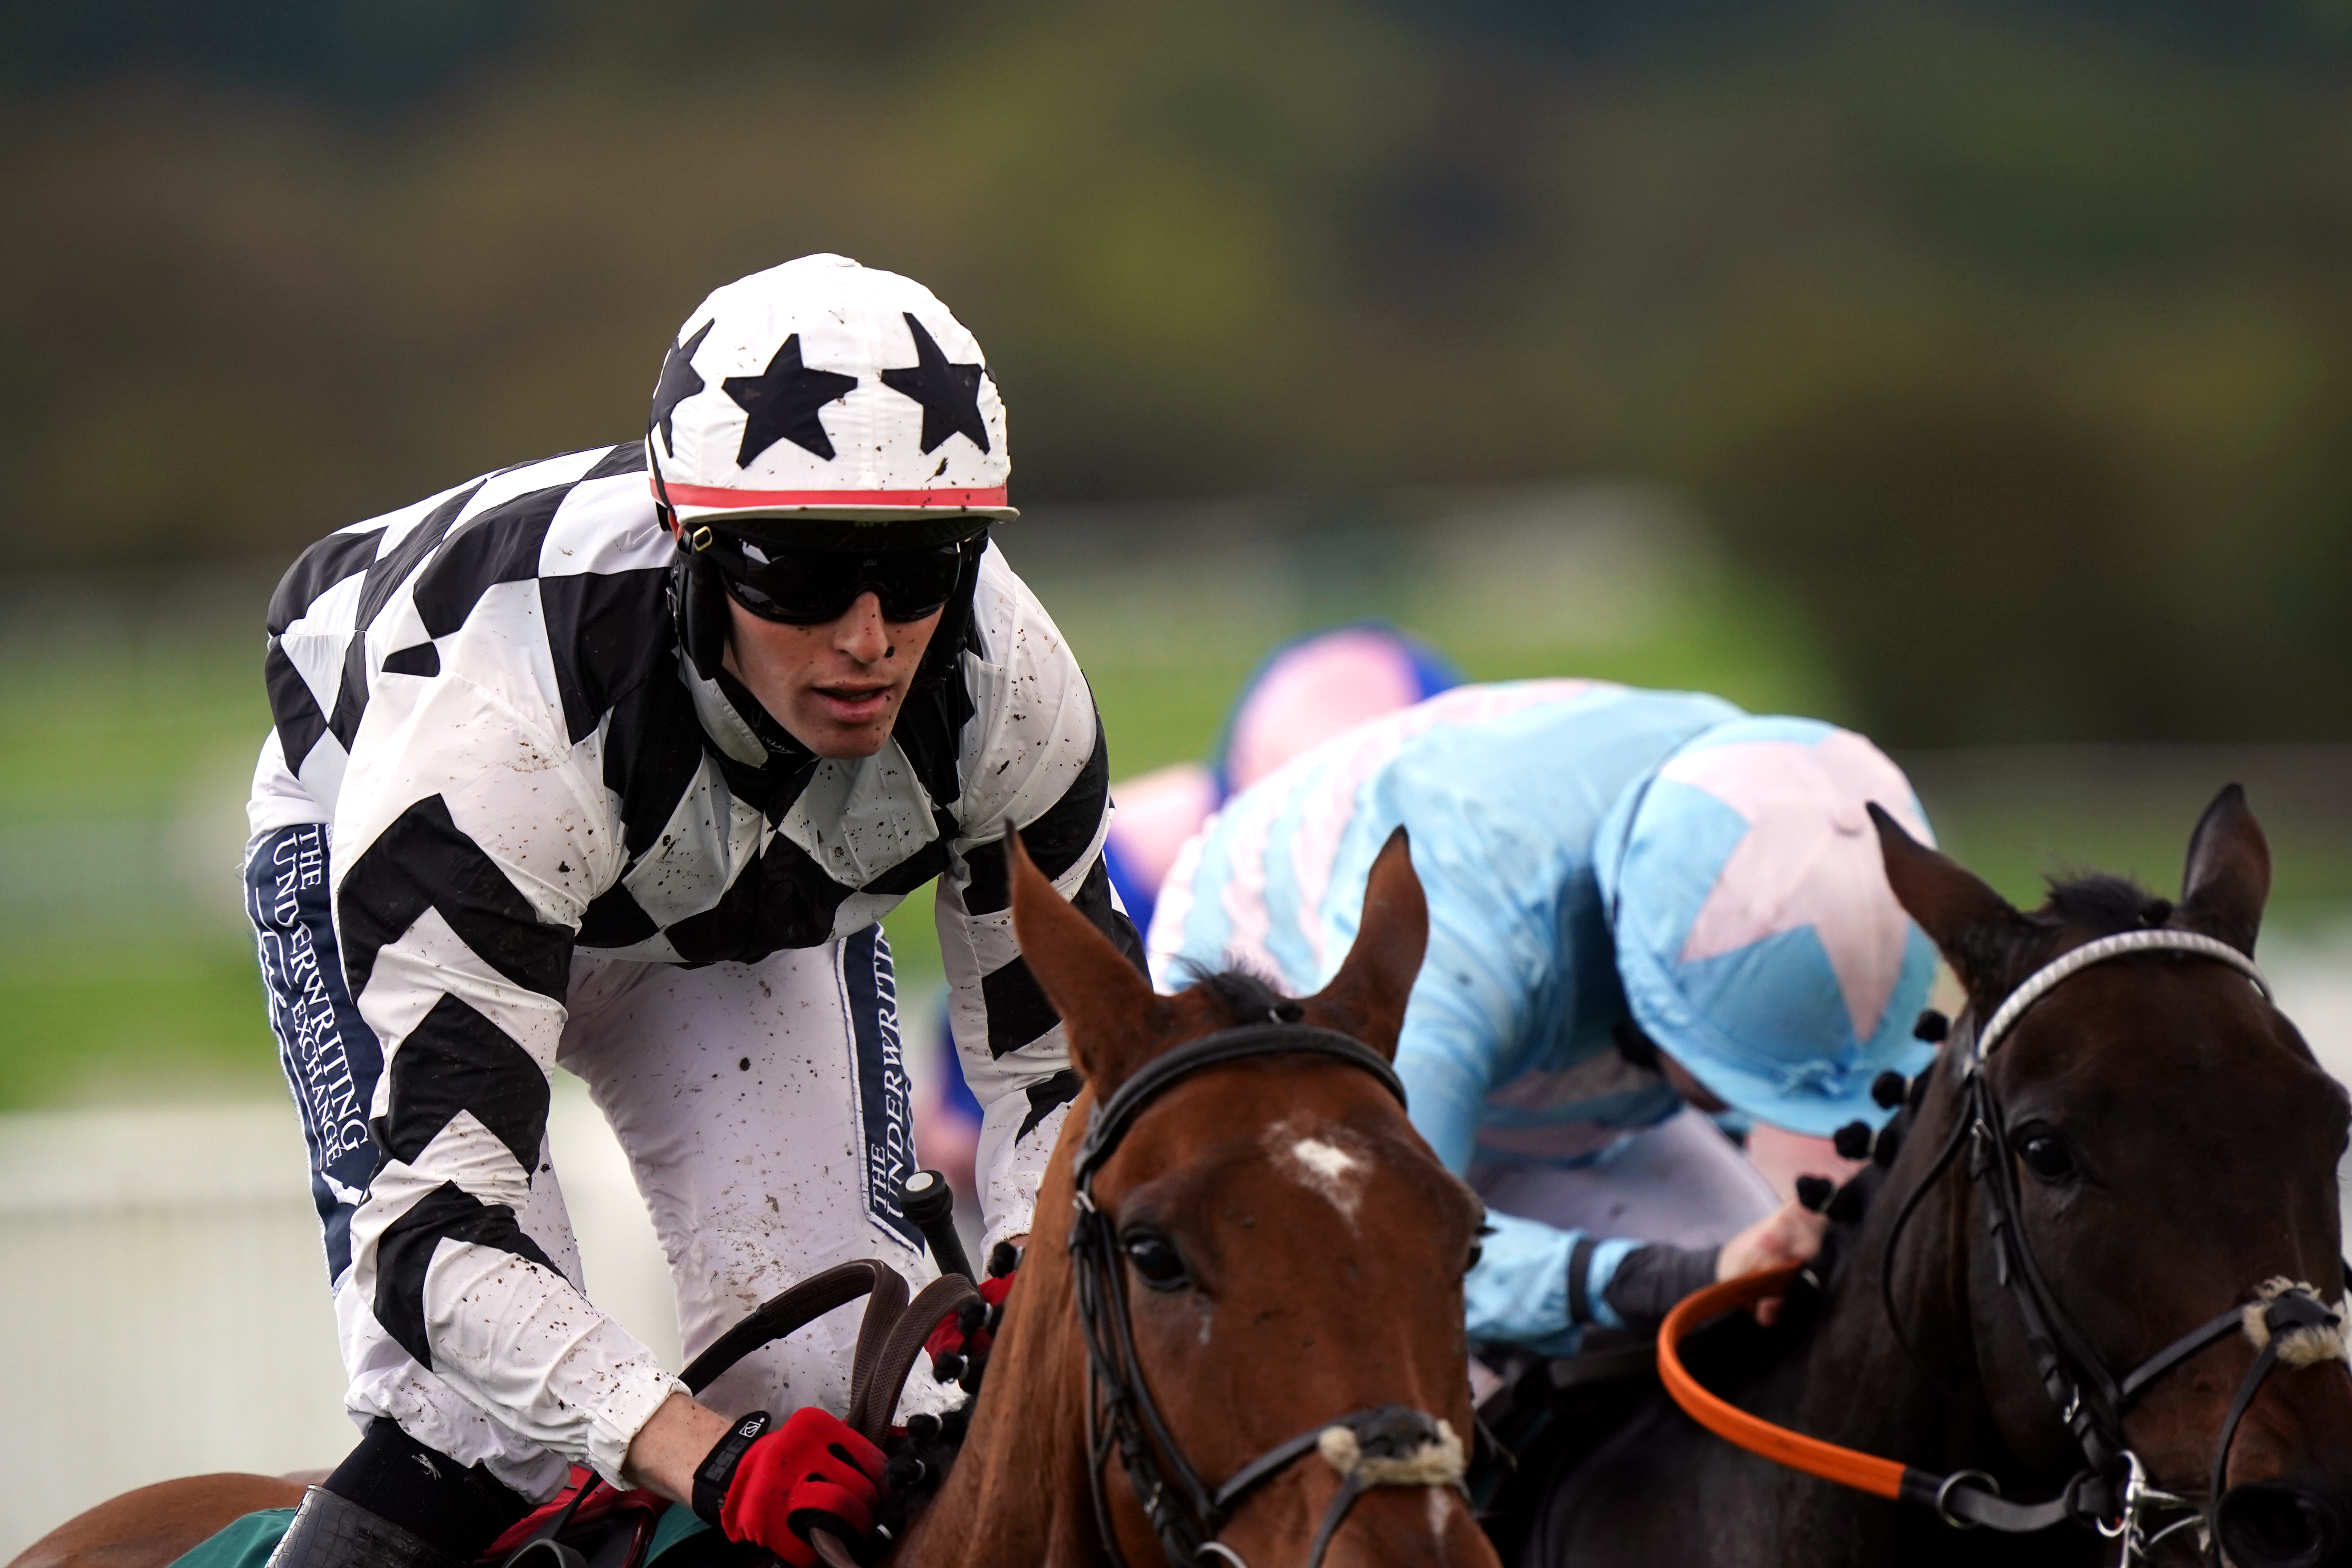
[695,528,973,626]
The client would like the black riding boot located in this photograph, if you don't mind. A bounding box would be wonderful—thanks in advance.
[267,1418,535,1568]
[267,1488,467,1568]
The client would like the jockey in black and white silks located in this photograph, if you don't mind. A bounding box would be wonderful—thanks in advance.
[242,256,1136,1568]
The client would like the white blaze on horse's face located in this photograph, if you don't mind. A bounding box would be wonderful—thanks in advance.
[1266,1118,1369,1226]
[1426,1486,1453,1543]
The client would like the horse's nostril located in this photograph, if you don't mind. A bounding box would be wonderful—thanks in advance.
[2218,1483,2346,1568]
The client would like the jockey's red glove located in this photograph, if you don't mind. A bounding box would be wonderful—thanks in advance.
[924,1269,1016,1370]
[702,1408,887,1568]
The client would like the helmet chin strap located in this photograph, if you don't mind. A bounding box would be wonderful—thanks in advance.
[651,434,743,684]
[669,552,733,684]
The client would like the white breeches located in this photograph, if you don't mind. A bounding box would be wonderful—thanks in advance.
[321,940,935,1494]
[1469,1107,1777,1251]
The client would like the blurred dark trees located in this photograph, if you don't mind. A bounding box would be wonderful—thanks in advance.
[4,0,2350,744]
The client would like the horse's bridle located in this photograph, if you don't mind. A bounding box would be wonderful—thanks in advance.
[1875,929,2339,1559]
[1067,1018,1468,1568]
[1662,928,2348,1564]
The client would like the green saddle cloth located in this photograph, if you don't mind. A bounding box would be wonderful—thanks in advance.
[169,1502,711,1568]
[171,1509,297,1568]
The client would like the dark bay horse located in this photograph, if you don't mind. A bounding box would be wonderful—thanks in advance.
[1521,786,2352,1567]
[16,829,1495,1568]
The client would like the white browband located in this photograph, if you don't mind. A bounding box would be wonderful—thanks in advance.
[1975,929,2270,1060]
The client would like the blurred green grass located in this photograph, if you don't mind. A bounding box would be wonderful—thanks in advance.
[1896,749,2352,935]
[0,576,278,1106]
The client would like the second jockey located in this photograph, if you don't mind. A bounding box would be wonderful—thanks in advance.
[1148,681,1938,1354]
[242,256,1139,1568]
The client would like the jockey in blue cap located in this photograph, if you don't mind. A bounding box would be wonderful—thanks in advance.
[1148,680,1938,1354]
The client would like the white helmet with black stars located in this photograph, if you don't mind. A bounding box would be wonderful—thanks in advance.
[648,253,1014,544]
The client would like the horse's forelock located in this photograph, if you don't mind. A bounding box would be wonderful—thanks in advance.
[1949,872,2178,1006]
[1176,964,1296,1027]
[2038,872,2175,938]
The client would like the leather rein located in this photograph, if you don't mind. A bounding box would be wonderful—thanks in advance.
[503,1258,979,1568]
[1659,929,2345,1563]
[1067,1018,1468,1568]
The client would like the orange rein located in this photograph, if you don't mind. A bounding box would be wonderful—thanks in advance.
[1655,1265,1910,1502]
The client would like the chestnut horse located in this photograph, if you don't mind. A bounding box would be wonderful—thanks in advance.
[891,828,1496,1566]
[15,829,1495,1568]
[1517,787,2352,1567]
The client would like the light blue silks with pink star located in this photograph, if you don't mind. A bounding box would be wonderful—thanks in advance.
[1145,683,1937,1351]
[1595,715,1940,1139]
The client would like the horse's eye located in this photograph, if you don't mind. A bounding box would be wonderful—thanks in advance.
[1465,1242,1483,1274]
[2018,1128,2076,1183]
[1123,1232,1189,1289]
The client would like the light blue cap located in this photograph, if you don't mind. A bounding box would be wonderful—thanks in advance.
[1594,717,1939,1137]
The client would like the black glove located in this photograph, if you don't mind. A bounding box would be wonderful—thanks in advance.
[1600,1243,1721,1336]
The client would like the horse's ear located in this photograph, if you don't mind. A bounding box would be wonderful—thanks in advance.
[1306,828,1428,1062]
[2174,784,2269,958]
[1869,802,2028,1002]
[1006,831,1165,1093]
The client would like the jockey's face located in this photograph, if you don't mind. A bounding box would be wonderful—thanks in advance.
[723,590,943,759]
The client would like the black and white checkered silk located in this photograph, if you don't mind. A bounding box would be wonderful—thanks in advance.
[248,442,1130,1482]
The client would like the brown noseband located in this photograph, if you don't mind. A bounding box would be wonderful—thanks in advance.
[1067,1020,1466,1568]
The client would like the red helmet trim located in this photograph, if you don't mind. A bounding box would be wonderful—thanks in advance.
[657,481,1008,510]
